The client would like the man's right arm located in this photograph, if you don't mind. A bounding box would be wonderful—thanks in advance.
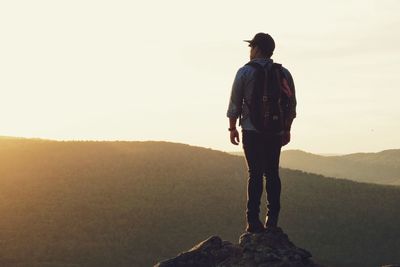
[281,68,296,146]
[282,68,297,132]
[227,67,245,145]
[227,67,245,120]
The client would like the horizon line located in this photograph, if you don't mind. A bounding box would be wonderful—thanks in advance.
[1,134,398,156]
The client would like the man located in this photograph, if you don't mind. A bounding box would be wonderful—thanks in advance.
[226,32,296,233]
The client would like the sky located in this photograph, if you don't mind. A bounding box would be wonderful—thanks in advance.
[1,0,399,154]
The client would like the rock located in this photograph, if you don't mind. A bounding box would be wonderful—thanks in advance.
[154,227,325,267]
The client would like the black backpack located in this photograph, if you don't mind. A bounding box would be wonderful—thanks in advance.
[243,61,289,134]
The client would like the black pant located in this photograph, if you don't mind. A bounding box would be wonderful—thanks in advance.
[242,130,282,220]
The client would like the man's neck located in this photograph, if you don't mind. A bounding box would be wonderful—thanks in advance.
[251,57,271,61]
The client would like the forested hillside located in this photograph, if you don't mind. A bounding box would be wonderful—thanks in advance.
[0,137,399,267]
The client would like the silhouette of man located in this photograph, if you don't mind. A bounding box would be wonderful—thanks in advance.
[226,33,296,233]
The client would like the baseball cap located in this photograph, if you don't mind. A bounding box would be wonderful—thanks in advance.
[244,32,275,54]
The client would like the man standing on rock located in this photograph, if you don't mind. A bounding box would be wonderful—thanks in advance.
[226,33,297,233]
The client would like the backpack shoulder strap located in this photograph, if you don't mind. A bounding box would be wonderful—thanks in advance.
[271,62,282,72]
[270,63,283,99]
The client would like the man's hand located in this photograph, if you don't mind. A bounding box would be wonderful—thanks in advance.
[282,131,291,146]
[230,129,240,145]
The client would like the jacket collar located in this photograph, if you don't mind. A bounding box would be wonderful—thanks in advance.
[250,57,273,67]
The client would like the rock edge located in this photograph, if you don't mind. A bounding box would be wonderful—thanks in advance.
[154,227,325,267]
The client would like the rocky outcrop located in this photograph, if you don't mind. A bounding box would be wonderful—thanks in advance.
[154,227,325,267]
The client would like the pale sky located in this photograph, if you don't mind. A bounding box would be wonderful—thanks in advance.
[1,0,399,154]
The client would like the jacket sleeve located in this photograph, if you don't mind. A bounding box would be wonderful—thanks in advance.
[282,68,297,130]
[226,67,246,119]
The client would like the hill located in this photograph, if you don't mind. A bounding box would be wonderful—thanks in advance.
[279,149,400,185]
[0,138,399,267]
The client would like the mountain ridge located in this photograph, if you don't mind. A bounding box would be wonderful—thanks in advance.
[280,149,400,185]
[230,148,400,185]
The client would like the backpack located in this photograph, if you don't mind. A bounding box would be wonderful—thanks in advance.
[243,61,290,134]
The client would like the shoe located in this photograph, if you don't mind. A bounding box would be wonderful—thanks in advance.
[265,214,279,229]
[246,219,265,233]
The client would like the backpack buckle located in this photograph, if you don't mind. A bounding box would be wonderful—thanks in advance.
[263,96,268,102]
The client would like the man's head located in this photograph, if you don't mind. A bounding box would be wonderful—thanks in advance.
[244,32,275,60]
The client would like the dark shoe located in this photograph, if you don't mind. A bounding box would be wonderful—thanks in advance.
[246,219,265,233]
[265,214,279,229]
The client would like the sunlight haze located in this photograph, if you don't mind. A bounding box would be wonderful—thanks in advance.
[1,0,399,154]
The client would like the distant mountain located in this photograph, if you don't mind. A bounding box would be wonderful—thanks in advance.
[229,149,400,185]
[229,151,244,157]
[0,135,29,140]
[280,149,400,185]
[0,138,399,267]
